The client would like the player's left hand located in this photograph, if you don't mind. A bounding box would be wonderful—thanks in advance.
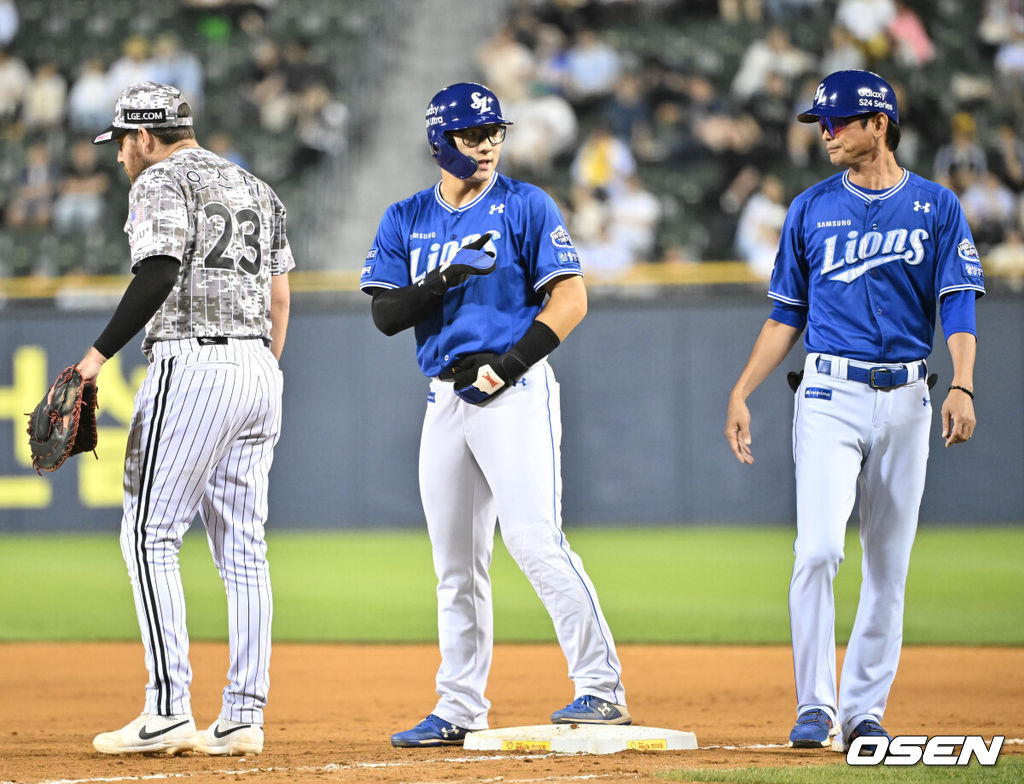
[452,352,517,405]
[941,387,976,447]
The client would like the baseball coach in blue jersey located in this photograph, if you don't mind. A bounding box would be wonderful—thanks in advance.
[361,83,628,747]
[725,71,984,753]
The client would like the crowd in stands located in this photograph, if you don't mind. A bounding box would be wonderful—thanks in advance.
[483,0,1024,286]
[0,0,350,277]
[2,0,1024,288]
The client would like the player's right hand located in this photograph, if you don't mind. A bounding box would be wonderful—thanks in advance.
[420,233,496,294]
[725,397,754,465]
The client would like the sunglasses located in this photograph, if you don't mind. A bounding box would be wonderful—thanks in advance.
[818,114,870,137]
[450,125,506,147]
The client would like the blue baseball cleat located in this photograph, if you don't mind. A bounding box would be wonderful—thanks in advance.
[788,709,837,748]
[390,714,469,748]
[837,718,892,753]
[550,695,631,725]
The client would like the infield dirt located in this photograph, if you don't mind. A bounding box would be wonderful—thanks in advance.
[1,643,1021,783]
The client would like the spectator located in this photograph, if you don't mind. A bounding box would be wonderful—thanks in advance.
[734,173,787,278]
[986,226,1024,291]
[53,140,110,235]
[5,142,58,229]
[576,222,635,282]
[979,0,1024,50]
[960,170,1017,251]
[995,27,1024,92]
[888,0,934,66]
[933,111,988,194]
[608,175,662,262]
[292,81,348,171]
[570,125,636,194]
[0,0,17,47]
[835,0,896,61]
[0,48,30,124]
[602,74,651,146]
[744,71,793,154]
[68,58,111,133]
[245,40,292,133]
[106,36,156,102]
[531,23,571,96]
[989,123,1024,192]
[477,24,536,104]
[820,24,867,75]
[632,99,692,163]
[731,26,813,101]
[719,0,763,23]
[207,130,250,170]
[22,61,67,131]
[150,33,204,108]
[564,28,622,106]
[502,87,578,174]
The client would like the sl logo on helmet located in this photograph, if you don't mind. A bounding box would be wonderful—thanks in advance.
[471,92,493,113]
[814,83,827,104]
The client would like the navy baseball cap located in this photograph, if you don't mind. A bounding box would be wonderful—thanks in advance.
[93,82,194,144]
[797,70,899,126]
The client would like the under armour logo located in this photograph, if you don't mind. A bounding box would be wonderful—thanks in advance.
[470,91,493,113]
[914,201,931,213]
[597,703,613,716]
[440,725,455,738]
[489,203,505,214]
[923,397,930,407]
[482,371,500,389]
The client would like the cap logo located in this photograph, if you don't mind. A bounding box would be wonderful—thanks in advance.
[470,92,493,113]
[814,83,827,105]
[857,86,887,99]
[123,108,167,123]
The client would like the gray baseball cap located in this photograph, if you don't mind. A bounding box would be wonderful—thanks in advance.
[93,81,194,144]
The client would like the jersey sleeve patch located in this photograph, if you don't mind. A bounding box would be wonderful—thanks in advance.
[549,225,574,248]
[957,238,979,262]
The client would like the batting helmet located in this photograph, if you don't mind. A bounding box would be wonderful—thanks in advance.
[426,82,513,179]
[797,70,899,127]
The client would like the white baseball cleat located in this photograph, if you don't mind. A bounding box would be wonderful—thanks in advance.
[93,714,197,755]
[194,718,264,756]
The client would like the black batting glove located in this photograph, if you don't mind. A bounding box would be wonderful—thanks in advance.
[452,350,529,405]
[418,232,496,295]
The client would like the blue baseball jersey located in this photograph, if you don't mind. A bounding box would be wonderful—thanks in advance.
[769,169,985,362]
[360,173,583,377]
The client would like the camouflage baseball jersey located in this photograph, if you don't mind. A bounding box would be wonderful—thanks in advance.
[124,147,295,356]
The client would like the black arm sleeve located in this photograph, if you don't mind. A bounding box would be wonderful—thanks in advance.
[93,256,180,358]
[370,285,443,336]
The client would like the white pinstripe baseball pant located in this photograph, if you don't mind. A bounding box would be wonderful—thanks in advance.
[119,338,282,723]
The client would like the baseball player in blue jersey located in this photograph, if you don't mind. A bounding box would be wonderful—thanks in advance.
[725,71,984,752]
[361,82,628,747]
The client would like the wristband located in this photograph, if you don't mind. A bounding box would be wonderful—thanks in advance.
[948,384,974,400]
[503,319,561,372]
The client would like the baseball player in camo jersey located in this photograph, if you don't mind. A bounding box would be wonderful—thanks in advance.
[725,71,984,752]
[362,82,628,747]
[79,82,293,756]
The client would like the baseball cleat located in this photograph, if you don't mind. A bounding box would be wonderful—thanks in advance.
[391,714,469,747]
[788,709,838,748]
[93,713,197,755]
[832,717,891,753]
[194,718,264,756]
[550,695,631,725]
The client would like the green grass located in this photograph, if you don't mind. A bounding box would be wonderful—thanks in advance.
[658,756,1023,783]
[0,526,1021,643]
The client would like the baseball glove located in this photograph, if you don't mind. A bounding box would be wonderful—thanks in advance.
[26,366,99,474]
